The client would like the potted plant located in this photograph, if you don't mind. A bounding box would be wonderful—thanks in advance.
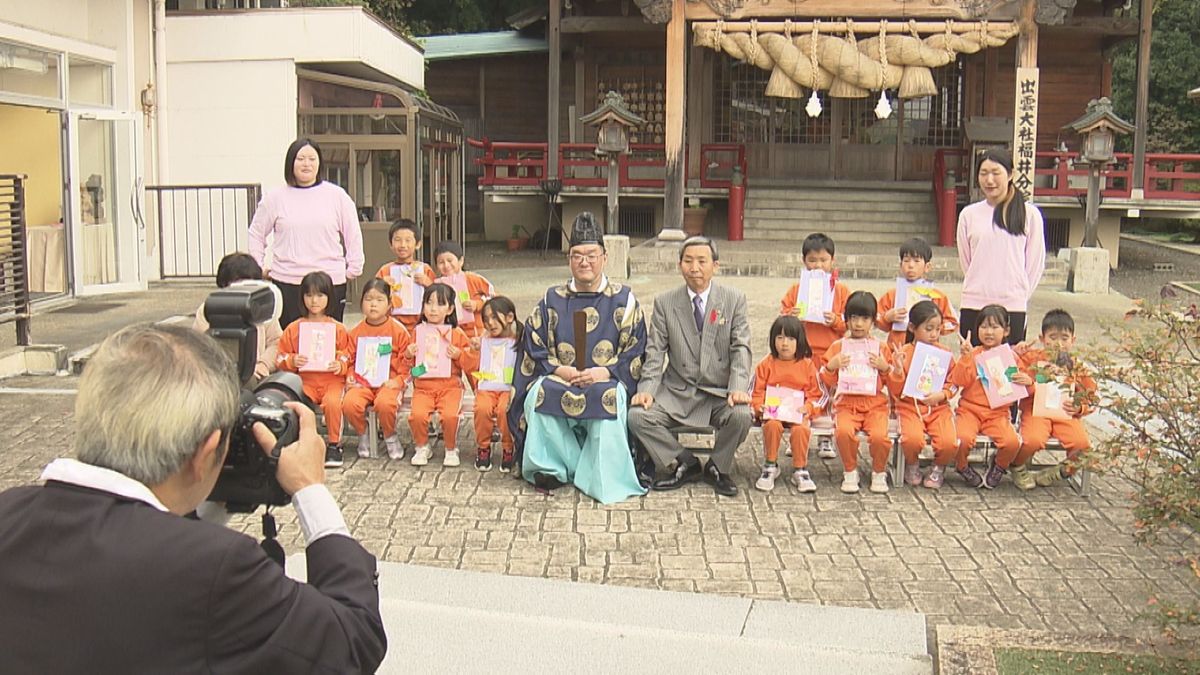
[507,225,531,252]
[683,197,709,237]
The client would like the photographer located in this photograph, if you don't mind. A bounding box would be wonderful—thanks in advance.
[0,324,386,673]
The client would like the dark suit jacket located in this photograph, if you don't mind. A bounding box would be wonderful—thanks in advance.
[0,481,386,674]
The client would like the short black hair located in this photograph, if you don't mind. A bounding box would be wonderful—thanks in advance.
[389,219,422,243]
[768,315,811,359]
[899,237,933,263]
[1040,308,1075,335]
[844,290,877,321]
[906,300,943,334]
[975,304,1011,331]
[215,252,262,288]
[299,270,334,302]
[434,240,465,261]
[420,282,458,328]
[802,232,836,258]
[679,236,720,262]
[360,278,391,304]
[283,138,323,187]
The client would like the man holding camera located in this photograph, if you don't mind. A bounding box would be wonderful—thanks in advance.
[0,324,386,672]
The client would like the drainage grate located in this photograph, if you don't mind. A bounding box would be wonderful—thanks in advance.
[51,302,124,315]
[1154,262,1175,272]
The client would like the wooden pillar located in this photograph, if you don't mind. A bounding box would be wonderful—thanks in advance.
[1010,0,1039,199]
[548,0,562,179]
[1131,0,1152,194]
[662,0,686,238]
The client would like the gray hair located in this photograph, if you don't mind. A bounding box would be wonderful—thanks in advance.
[679,235,719,262]
[75,324,240,486]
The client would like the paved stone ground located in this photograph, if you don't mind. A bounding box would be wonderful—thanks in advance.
[2,266,1197,645]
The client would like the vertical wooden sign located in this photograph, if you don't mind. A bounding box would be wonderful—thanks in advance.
[1011,66,1040,199]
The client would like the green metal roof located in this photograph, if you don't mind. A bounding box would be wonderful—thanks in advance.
[419,31,548,62]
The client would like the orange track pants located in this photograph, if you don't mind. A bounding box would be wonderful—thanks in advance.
[409,384,463,448]
[303,376,345,444]
[342,386,402,438]
[835,407,891,473]
[473,389,513,451]
[897,403,957,466]
[955,404,1020,470]
[762,419,812,469]
[1017,416,1089,474]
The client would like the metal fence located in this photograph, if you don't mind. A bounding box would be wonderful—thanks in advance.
[0,175,32,345]
[147,184,261,278]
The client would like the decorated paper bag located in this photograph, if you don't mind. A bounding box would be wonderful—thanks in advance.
[838,338,880,395]
[763,385,806,424]
[354,336,392,387]
[795,269,833,324]
[892,279,945,331]
[476,337,516,392]
[412,324,451,378]
[1031,382,1071,420]
[974,344,1028,408]
[298,321,336,372]
[902,342,952,400]
[437,272,475,325]
[388,264,424,316]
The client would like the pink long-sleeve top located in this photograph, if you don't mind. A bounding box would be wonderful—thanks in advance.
[248,181,365,285]
[956,199,1046,313]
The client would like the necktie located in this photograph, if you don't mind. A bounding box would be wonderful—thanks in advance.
[693,294,704,333]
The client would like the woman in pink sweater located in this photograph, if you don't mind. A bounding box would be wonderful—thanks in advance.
[249,139,365,328]
[956,150,1045,346]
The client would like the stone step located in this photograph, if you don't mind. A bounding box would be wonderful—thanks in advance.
[746,189,934,204]
[286,558,933,675]
[741,230,939,247]
[743,215,937,231]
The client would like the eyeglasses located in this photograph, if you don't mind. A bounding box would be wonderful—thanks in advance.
[569,252,603,264]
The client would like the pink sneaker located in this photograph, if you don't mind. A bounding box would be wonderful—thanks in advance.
[904,463,922,487]
[923,464,945,489]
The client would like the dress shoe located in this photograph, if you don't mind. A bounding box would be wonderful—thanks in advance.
[533,472,566,493]
[652,459,703,491]
[702,461,738,497]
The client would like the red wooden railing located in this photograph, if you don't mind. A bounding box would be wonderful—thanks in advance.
[932,148,1200,219]
[467,138,747,191]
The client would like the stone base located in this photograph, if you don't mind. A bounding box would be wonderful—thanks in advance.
[603,234,630,280]
[656,228,687,243]
[1067,246,1110,294]
[0,344,68,378]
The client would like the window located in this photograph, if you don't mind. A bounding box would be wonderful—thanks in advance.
[68,56,112,107]
[0,40,61,103]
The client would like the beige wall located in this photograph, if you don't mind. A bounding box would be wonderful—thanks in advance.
[1039,205,1122,268]
[0,104,62,226]
[482,196,545,243]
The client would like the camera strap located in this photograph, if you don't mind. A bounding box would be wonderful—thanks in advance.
[260,510,286,568]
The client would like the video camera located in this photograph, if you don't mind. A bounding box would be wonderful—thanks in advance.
[203,282,306,512]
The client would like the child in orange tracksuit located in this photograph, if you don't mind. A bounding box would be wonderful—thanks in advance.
[780,233,849,459]
[376,219,436,332]
[819,291,895,494]
[406,282,473,468]
[751,315,824,494]
[433,240,496,339]
[466,296,520,473]
[948,304,1033,489]
[276,271,352,467]
[874,237,959,352]
[1011,308,1097,490]
[886,300,959,490]
[342,279,413,461]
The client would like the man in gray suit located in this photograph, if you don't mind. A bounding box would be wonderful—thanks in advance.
[629,236,753,497]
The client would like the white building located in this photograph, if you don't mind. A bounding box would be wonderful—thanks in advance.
[0,1,450,299]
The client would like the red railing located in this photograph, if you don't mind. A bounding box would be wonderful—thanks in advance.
[932,148,1200,206]
[468,138,747,191]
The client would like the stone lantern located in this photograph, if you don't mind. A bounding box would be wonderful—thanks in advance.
[580,91,646,235]
[1064,97,1135,249]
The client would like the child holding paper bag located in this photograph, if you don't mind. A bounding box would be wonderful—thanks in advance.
[1010,309,1098,490]
[406,282,473,468]
[886,301,958,489]
[342,279,413,460]
[433,240,496,339]
[751,316,824,493]
[779,233,849,366]
[875,238,959,351]
[820,291,895,495]
[375,219,435,331]
[276,271,352,467]
[465,296,520,473]
[947,305,1032,489]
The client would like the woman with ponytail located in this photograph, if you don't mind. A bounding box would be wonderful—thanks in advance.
[956,150,1046,345]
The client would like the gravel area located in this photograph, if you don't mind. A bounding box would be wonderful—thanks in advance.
[1112,238,1200,303]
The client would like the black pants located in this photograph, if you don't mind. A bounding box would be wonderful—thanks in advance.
[272,279,347,329]
[959,308,1027,346]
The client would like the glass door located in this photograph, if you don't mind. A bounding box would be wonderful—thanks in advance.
[66,110,144,295]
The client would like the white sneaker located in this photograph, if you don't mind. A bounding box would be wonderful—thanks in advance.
[870,471,890,494]
[818,437,837,459]
[443,449,461,467]
[384,435,404,460]
[841,470,860,493]
[411,445,432,466]
[755,464,780,491]
[792,469,817,493]
[357,433,371,459]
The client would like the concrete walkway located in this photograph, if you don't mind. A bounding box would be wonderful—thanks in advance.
[286,556,932,674]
